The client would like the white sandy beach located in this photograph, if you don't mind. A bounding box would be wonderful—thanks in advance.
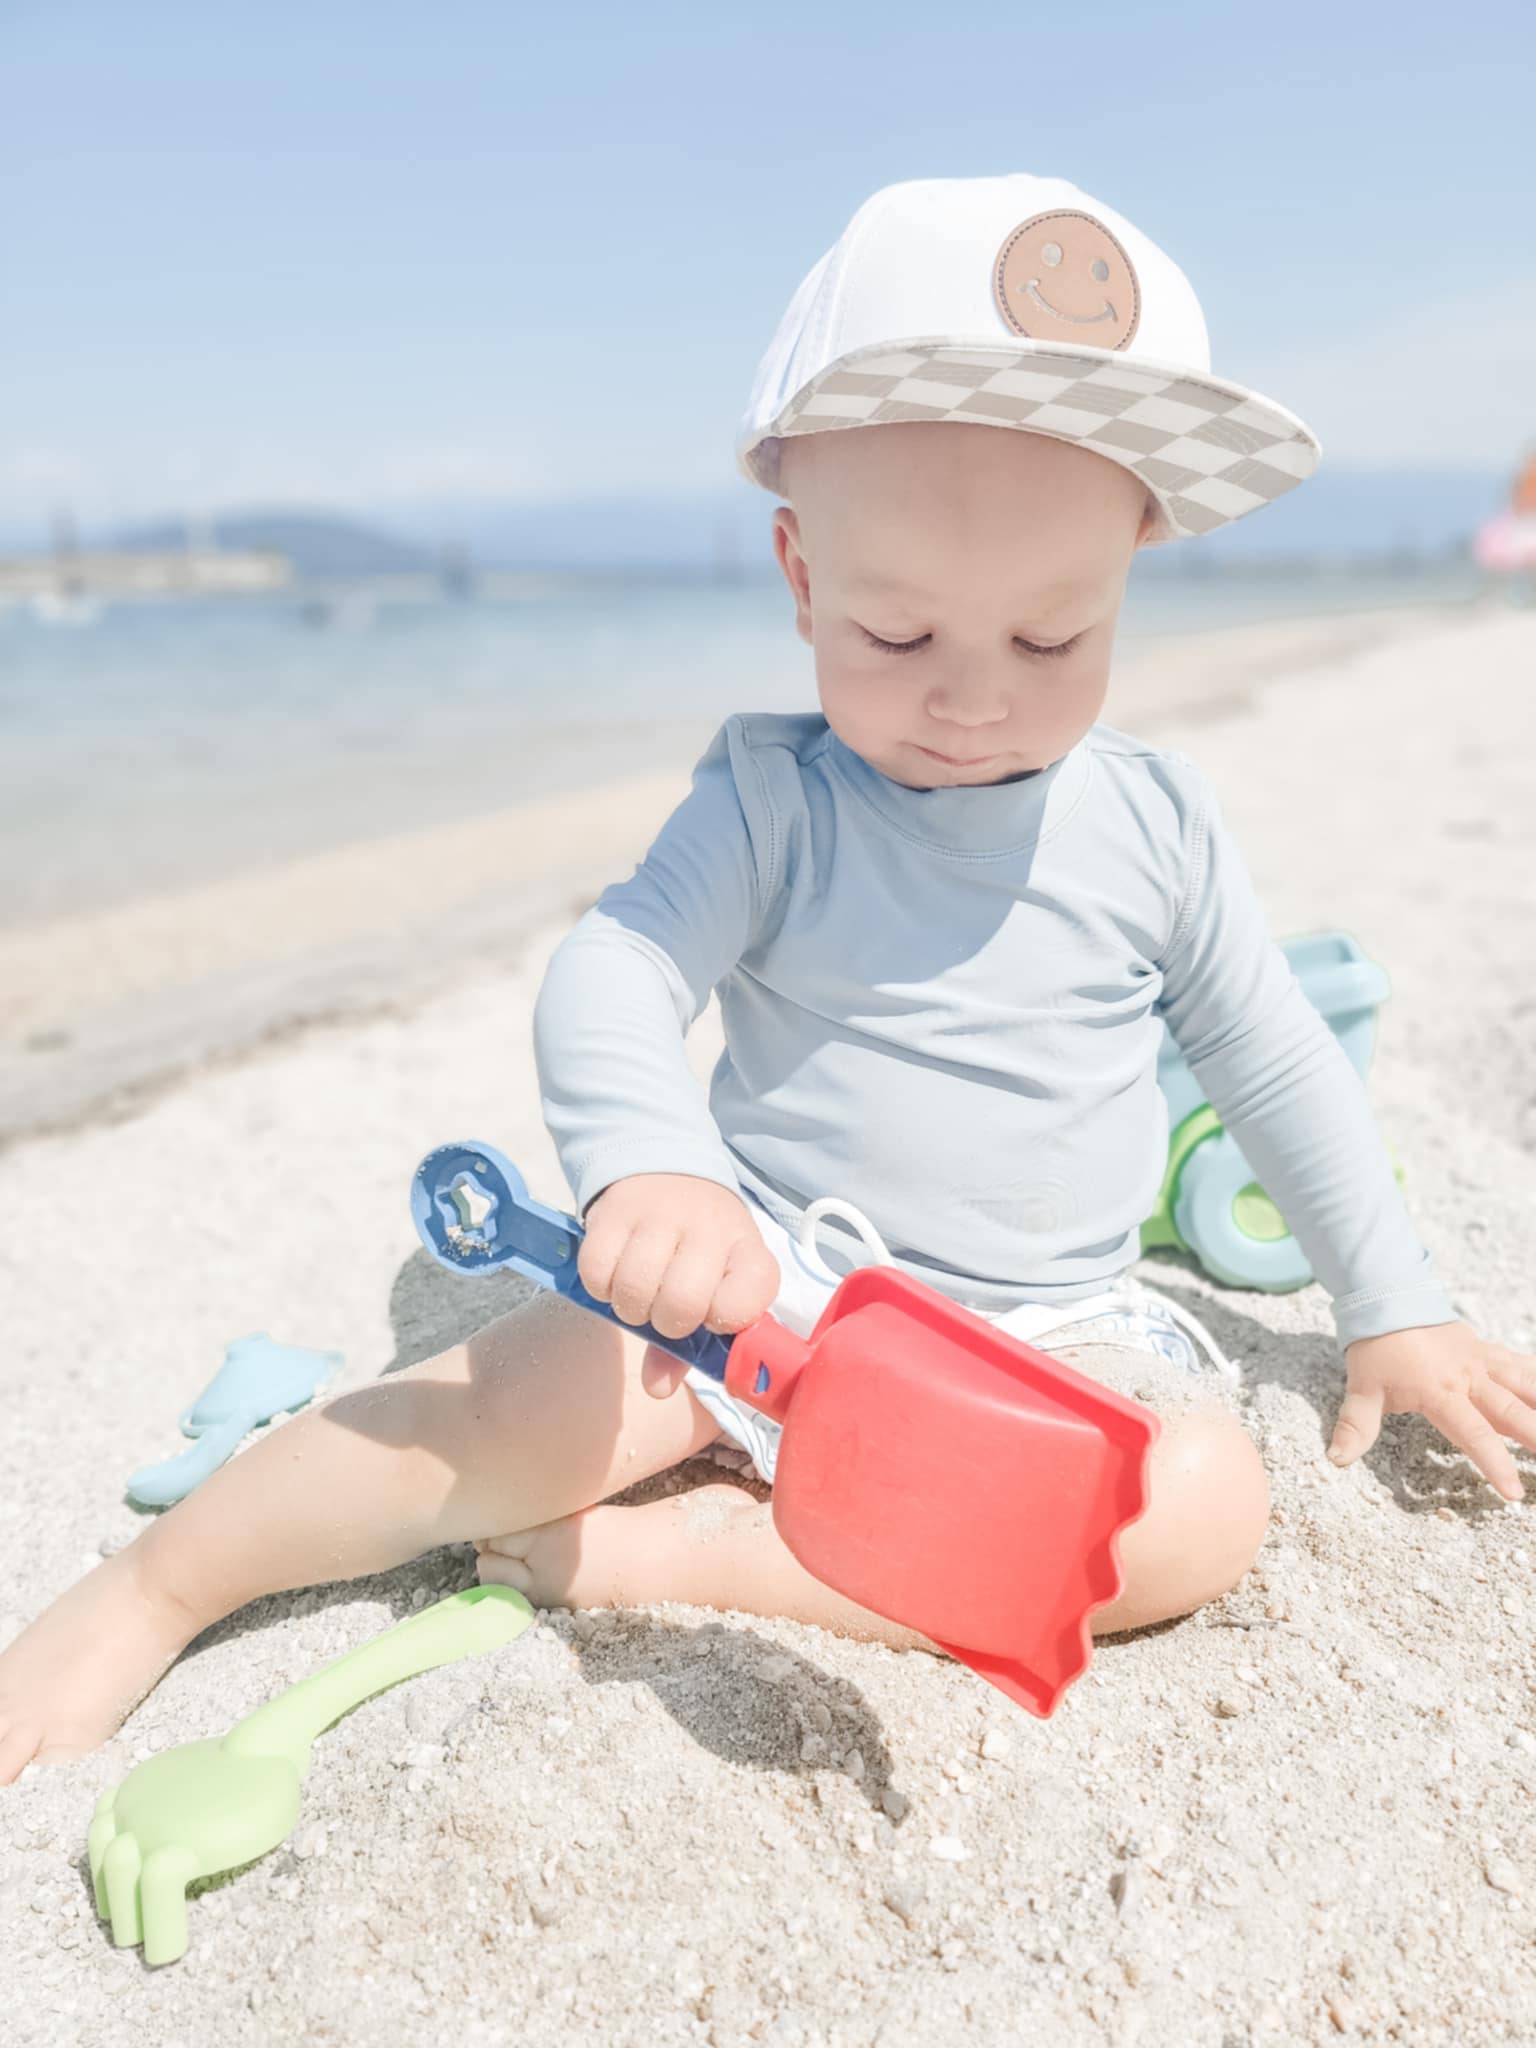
[2,601,1535,2045]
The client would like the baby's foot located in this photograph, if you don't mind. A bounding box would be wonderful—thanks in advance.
[0,1544,205,1782]
[475,1483,763,1613]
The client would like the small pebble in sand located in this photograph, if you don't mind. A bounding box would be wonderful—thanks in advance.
[1483,1853,1522,1895]
[979,1729,1013,1762]
[1212,1694,1249,1718]
[881,1788,908,1821]
[1502,1596,1521,1617]
[928,1837,970,1862]
[405,1696,444,1739]
[758,1654,796,1684]
[881,1884,922,1927]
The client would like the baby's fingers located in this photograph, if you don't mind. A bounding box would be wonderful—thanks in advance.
[1486,1348,1536,1409]
[1473,1379,1536,1458]
[1424,1394,1526,1504]
[1328,1387,1384,1469]
[605,1224,684,1328]
[705,1231,781,1336]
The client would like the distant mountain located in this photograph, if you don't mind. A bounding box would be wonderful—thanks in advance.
[407,487,772,574]
[7,464,1511,581]
[407,469,1512,571]
[117,510,437,578]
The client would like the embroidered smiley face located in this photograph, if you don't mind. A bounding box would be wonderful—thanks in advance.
[992,211,1140,350]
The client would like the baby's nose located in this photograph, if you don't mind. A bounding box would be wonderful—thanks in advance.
[924,674,1012,725]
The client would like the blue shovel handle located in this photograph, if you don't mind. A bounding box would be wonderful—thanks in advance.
[410,1142,733,1384]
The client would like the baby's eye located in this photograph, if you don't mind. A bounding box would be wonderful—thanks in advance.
[861,629,930,656]
[862,628,1081,660]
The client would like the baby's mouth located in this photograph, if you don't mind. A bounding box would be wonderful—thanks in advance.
[1027,282,1115,326]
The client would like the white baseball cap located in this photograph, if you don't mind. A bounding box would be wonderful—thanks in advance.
[736,173,1321,543]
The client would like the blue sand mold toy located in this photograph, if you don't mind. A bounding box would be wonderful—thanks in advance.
[411,1144,734,1382]
[126,1336,343,1508]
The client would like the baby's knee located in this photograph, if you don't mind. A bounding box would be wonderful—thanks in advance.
[1151,1403,1270,1608]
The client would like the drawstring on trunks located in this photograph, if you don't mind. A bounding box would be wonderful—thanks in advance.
[794,1196,1238,1383]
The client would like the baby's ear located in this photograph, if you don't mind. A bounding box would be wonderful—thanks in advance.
[770,508,814,639]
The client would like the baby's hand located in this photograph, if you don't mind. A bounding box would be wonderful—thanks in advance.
[579,1173,781,1398]
[1329,1322,1536,1503]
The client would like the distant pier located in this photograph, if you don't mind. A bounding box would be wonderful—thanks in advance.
[0,547,291,599]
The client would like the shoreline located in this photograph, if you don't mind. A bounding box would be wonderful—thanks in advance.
[0,597,1500,1151]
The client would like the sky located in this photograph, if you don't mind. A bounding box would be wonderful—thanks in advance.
[3,0,1533,538]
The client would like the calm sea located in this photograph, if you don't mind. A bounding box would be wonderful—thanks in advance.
[0,560,1487,926]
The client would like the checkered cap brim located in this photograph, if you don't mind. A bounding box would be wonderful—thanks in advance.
[740,339,1321,541]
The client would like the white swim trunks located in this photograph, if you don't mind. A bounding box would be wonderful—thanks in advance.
[683,1189,1237,1486]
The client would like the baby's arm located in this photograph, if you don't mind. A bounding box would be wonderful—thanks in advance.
[535,720,783,1352]
[1156,767,1457,1349]
[1157,767,1536,1497]
[534,719,763,1223]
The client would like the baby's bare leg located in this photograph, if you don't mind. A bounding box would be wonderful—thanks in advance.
[480,1351,1270,1646]
[0,1294,720,1780]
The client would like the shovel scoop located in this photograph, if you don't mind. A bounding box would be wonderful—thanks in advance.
[412,1142,1158,1717]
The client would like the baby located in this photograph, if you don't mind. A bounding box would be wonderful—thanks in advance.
[3,173,1532,1781]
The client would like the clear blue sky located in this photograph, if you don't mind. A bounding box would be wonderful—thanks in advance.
[3,0,1532,531]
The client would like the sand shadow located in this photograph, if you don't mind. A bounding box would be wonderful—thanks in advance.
[540,1611,906,1818]
[382,1246,540,1375]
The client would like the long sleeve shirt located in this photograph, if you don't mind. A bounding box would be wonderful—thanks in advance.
[533,710,1458,1348]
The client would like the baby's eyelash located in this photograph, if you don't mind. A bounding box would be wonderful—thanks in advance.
[860,629,1080,660]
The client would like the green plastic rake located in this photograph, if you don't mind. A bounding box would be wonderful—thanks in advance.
[88,1584,534,1965]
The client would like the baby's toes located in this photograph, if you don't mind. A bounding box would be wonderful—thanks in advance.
[476,1548,536,1596]
[0,1715,43,1785]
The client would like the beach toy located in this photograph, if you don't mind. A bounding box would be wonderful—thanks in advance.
[126,1335,343,1508]
[1142,932,1395,1291]
[412,1143,1158,1718]
[87,1584,533,1965]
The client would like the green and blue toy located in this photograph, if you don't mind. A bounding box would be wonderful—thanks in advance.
[1142,931,1396,1290]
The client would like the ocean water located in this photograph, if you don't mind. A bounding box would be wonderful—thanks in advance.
[0,560,1488,926]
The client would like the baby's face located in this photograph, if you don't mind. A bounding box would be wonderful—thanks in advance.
[773,422,1155,788]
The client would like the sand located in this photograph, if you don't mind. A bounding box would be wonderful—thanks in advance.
[2,599,1535,2046]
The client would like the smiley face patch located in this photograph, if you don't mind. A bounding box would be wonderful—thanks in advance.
[992,210,1141,350]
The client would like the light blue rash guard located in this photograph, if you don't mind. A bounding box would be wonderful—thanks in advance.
[533,711,1458,1349]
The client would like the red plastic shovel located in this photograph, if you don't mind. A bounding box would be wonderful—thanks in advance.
[722,1265,1159,1716]
[414,1144,1159,1717]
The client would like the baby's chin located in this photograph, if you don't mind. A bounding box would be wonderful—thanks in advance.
[873,743,1045,790]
